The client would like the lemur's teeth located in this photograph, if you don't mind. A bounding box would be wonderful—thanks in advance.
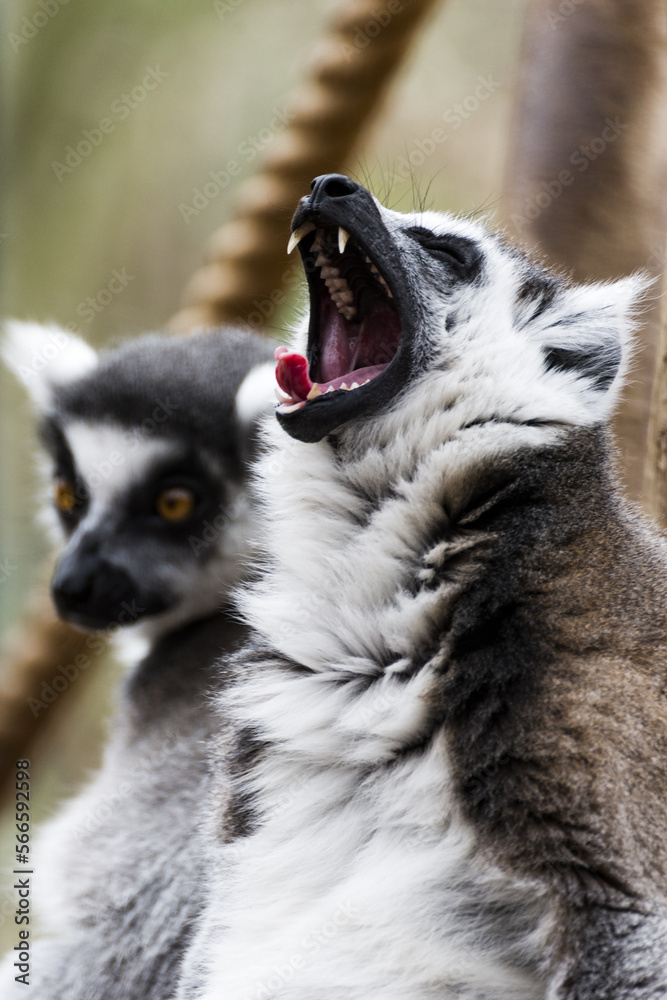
[325,385,335,393]
[306,385,322,400]
[275,386,294,404]
[315,253,329,267]
[321,265,340,279]
[340,382,350,390]
[287,222,316,254]
[338,227,350,254]
[278,400,305,414]
[378,274,393,298]
[362,378,371,385]
[370,264,379,274]
[350,382,360,390]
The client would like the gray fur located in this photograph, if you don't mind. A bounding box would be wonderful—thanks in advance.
[0,325,274,998]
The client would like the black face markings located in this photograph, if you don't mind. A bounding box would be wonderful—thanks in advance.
[39,417,89,528]
[516,272,559,324]
[403,226,483,281]
[126,452,224,529]
[544,343,622,391]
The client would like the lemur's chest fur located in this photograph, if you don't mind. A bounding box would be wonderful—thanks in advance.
[190,422,667,1000]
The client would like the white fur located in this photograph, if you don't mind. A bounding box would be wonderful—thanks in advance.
[235,361,277,429]
[2,321,97,409]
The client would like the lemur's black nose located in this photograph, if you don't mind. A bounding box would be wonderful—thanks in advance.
[308,174,367,210]
[51,545,141,630]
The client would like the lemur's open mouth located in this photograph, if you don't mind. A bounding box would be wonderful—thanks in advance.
[275,175,412,443]
[276,223,401,400]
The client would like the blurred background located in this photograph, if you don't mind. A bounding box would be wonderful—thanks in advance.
[5,0,657,946]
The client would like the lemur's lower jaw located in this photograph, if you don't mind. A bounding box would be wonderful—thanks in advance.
[275,174,411,443]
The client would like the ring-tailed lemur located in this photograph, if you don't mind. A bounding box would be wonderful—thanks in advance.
[176,176,667,1000]
[0,323,275,999]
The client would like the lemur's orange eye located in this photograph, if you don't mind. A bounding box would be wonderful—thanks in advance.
[156,487,196,523]
[53,477,77,513]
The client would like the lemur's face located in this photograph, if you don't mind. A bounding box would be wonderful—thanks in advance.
[42,419,242,632]
[276,175,642,445]
[3,325,275,638]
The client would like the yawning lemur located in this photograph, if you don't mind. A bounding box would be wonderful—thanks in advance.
[176,177,667,1000]
[0,323,274,999]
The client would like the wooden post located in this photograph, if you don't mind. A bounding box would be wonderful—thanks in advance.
[504,0,667,503]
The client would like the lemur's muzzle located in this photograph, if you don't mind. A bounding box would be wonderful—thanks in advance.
[275,174,413,444]
[52,539,169,631]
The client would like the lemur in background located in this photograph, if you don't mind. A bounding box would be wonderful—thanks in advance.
[0,323,275,999]
[176,177,667,1000]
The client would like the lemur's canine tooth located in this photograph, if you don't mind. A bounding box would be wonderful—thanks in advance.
[338,227,350,254]
[306,385,322,400]
[287,221,316,254]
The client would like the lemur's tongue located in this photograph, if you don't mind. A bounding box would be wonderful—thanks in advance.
[275,345,386,408]
[275,346,312,402]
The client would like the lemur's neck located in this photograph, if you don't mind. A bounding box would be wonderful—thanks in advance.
[124,608,249,713]
[243,416,612,677]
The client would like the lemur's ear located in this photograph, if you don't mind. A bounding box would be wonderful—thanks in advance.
[531,274,650,403]
[234,360,277,463]
[2,321,98,411]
